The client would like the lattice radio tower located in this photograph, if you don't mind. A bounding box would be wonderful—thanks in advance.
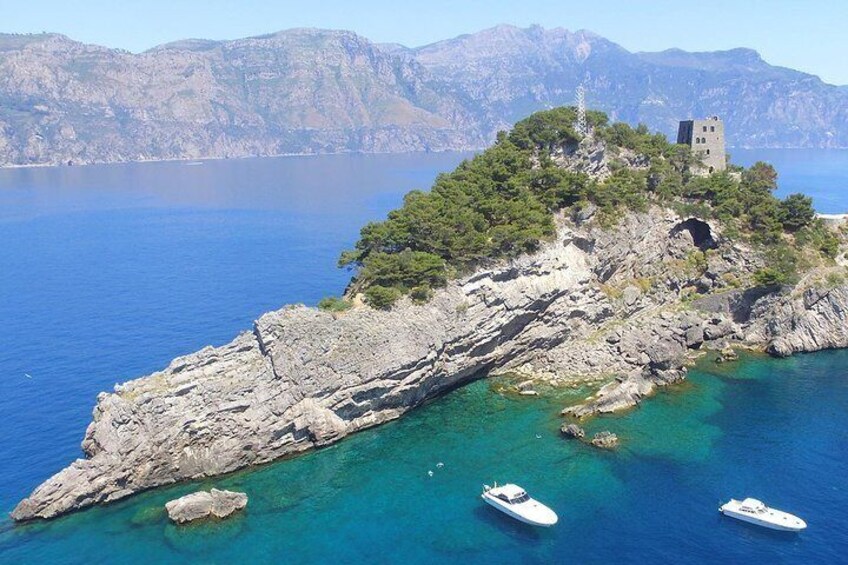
[575,84,588,138]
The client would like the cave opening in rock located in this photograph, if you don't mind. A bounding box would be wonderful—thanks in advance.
[670,218,718,251]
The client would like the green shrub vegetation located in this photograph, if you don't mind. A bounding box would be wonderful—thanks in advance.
[364,285,403,310]
[753,268,784,287]
[409,284,433,304]
[796,221,840,258]
[779,193,816,231]
[753,243,801,286]
[317,296,353,312]
[339,107,842,307]
[825,270,847,289]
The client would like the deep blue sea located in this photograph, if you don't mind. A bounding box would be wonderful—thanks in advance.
[0,149,847,564]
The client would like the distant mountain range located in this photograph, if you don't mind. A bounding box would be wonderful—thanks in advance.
[1,25,846,166]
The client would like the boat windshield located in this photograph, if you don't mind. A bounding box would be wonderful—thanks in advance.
[510,493,530,504]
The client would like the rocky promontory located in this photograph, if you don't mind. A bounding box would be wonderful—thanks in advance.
[11,107,848,522]
[12,205,848,521]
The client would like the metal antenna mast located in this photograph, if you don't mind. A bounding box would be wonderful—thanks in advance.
[575,84,588,138]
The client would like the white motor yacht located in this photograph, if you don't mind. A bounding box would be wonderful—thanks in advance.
[719,498,807,531]
[481,483,558,527]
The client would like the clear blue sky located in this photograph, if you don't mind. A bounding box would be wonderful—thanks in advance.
[5,0,847,84]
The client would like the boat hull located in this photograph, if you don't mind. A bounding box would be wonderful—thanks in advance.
[720,504,806,532]
[481,493,558,527]
[721,510,805,531]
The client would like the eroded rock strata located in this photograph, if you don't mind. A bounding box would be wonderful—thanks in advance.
[12,209,848,521]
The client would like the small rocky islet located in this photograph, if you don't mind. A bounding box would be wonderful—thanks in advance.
[165,489,248,524]
[559,424,619,449]
[12,108,848,522]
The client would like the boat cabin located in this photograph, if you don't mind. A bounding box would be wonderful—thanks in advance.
[492,484,530,504]
[739,498,767,514]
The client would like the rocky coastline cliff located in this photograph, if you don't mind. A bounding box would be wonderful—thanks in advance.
[12,204,848,521]
[12,108,848,522]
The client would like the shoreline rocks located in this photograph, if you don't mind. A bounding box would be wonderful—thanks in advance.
[165,489,248,524]
[715,347,739,363]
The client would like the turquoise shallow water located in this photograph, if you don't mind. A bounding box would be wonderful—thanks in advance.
[2,354,847,563]
[1,150,847,563]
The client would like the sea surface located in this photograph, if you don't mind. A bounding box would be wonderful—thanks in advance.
[0,149,847,564]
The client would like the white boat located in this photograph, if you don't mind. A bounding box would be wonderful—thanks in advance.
[481,483,558,527]
[719,498,807,532]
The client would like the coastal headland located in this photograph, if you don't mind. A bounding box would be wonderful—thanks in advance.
[12,108,848,521]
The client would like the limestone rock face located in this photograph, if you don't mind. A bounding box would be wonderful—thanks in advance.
[759,287,848,357]
[11,208,848,521]
[165,489,248,524]
[12,215,594,521]
[550,138,649,182]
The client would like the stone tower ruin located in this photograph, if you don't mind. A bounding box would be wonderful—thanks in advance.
[677,116,726,173]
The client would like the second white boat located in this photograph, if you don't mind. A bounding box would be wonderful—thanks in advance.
[719,498,807,531]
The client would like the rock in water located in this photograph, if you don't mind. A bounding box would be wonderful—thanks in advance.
[165,489,247,524]
[560,423,586,439]
[715,347,739,363]
[590,431,620,449]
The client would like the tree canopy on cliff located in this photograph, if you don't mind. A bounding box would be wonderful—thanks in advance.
[335,107,837,309]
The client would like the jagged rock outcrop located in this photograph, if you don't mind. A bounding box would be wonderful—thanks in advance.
[560,423,586,439]
[759,287,848,356]
[590,431,620,449]
[560,424,620,449]
[11,207,848,522]
[165,489,247,524]
[715,347,739,363]
[549,138,650,181]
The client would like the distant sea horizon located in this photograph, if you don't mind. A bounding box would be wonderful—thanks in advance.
[3,147,846,214]
[2,145,847,168]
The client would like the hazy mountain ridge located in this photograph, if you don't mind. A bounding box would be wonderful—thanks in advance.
[0,25,846,166]
[407,25,847,149]
[0,30,484,166]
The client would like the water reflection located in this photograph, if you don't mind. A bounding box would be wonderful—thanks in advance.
[0,153,474,222]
